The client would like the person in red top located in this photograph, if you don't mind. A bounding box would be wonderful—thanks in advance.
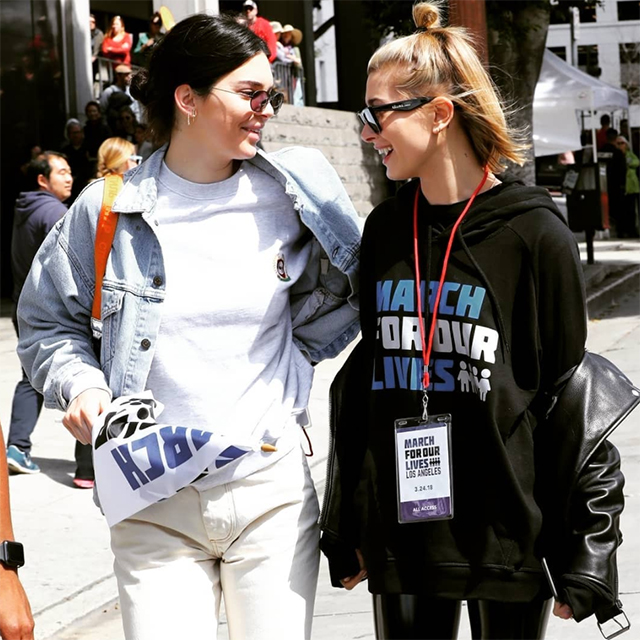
[101,15,133,69]
[596,114,610,150]
[242,1,277,62]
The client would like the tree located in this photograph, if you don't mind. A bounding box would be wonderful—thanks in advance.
[486,1,600,183]
[485,1,552,184]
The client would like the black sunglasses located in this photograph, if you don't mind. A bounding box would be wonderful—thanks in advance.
[357,97,436,134]
[211,87,285,115]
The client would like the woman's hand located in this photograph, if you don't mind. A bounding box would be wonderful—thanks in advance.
[339,549,367,590]
[0,567,34,640]
[62,389,111,445]
[553,601,574,620]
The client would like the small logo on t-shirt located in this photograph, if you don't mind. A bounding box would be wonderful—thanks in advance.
[274,253,291,281]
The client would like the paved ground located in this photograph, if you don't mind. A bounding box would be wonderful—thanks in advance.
[1,238,638,640]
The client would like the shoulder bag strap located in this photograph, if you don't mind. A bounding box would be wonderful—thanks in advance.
[92,173,123,322]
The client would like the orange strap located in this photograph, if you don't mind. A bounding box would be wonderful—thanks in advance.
[92,174,123,322]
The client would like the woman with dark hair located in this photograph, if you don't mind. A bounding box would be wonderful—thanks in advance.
[320,2,629,639]
[17,13,360,640]
[113,105,137,142]
[83,101,111,160]
[132,12,164,68]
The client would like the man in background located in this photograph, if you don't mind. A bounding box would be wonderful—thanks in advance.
[242,1,277,62]
[89,14,104,73]
[90,13,105,93]
[8,153,96,489]
[6,152,72,476]
[99,64,142,130]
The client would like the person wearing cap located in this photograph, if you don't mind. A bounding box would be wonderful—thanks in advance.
[270,21,289,64]
[133,12,164,68]
[101,15,133,69]
[243,1,277,62]
[99,64,142,128]
[271,21,297,66]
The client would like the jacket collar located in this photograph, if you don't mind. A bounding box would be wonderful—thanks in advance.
[111,144,289,216]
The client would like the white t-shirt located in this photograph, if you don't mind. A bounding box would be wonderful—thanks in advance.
[144,160,314,487]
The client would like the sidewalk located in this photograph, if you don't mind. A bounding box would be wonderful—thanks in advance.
[1,238,638,639]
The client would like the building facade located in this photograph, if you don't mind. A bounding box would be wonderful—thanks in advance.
[545,0,639,130]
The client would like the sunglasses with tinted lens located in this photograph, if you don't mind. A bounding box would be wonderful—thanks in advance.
[357,96,436,134]
[211,87,285,115]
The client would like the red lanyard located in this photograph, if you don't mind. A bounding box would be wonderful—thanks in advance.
[413,168,489,395]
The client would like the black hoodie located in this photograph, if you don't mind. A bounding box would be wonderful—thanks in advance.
[11,190,67,302]
[335,176,587,601]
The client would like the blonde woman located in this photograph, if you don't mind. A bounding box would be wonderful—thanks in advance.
[321,2,625,639]
[96,137,138,178]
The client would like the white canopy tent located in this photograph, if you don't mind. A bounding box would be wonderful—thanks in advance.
[533,50,629,158]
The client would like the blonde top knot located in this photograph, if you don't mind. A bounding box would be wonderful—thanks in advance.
[413,2,441,30]
[367,0,528,171]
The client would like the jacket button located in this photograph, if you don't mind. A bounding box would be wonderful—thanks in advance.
[153,275,163,287]
[140,338,151,350]
[332,247,339,259]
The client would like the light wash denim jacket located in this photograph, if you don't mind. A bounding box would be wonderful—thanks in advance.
[17,145,362,411]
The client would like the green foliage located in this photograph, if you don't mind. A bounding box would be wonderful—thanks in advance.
[361,0,424,43]
[486,1,601,51]
[360,0,601,46]
[486,1,548,36]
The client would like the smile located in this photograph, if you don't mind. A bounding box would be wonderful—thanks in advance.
[376,147,393,158]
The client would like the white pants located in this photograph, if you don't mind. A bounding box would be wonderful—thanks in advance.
[110,445,320,640]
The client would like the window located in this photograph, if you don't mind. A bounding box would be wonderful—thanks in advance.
[620,42,640,104]
[617,1,640,21]
[578,4,597,22]
[578,44,601,77]
[550,1,598,24]
[548,46,567,61]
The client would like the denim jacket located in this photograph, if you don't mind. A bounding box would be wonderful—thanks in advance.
[17,145,362,411]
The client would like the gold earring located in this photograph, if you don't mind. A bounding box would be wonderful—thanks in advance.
[187,109,197,126]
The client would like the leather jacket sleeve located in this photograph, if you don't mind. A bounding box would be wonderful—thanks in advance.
[559,440,625,623]
[537,351,637,625]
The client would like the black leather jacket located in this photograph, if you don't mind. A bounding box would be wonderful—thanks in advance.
[320,346,638,629]
[536,351,638,629]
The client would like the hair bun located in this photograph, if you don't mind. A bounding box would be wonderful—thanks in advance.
[130,68,150,104]
[413,2,441,31]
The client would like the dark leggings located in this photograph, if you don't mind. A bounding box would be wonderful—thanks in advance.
[373,594,551,640]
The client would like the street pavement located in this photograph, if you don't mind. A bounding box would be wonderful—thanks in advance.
[1,238,639,640]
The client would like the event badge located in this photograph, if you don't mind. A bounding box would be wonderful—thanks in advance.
[394,414,453,524]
